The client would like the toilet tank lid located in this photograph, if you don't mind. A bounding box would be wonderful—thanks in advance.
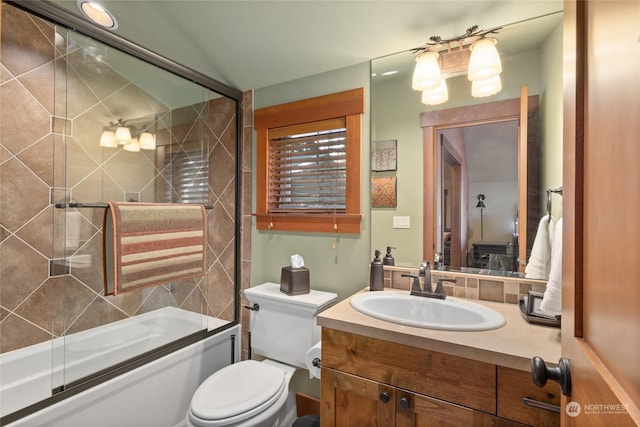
[244,283,337,311]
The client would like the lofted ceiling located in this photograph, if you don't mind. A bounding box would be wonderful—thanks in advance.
[47,0,563,92]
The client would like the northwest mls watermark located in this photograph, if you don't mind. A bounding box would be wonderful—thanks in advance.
[566,401,630,417]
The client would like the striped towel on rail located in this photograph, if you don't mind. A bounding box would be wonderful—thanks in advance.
[103,202,207,296]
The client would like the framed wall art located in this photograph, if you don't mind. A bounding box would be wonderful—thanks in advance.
[371,177,397,208]
[371,139,397,172]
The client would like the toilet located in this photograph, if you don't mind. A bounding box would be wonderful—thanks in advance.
[186,282,337,427]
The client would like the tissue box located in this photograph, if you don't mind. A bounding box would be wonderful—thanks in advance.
[280,266,310,295]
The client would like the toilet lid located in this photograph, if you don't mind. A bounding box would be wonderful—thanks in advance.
[190,360,286,422]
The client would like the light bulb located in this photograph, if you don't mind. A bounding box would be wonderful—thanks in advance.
[468,38,502,81]
[139,132,156,150]
[123,137,140,152]
[412,52,442,91]
[421,79,449,105]
[115,126,131,145]
[99,130,117,147]
[471,75,502,98]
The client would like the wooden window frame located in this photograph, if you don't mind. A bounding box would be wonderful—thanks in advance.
[255,88,364,234]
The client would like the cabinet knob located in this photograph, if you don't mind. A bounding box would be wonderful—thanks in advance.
[379,392,390,403]
[399,397,410,410]
[531,356,572,396]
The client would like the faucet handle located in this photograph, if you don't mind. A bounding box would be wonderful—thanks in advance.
[401,274,422,293]
[434,278,456,298]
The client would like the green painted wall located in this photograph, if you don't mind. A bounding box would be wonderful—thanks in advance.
[252,62,372,302]
[251,62,371,400]
[540,22,564,219]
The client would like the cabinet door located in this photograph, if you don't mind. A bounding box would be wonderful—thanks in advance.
[321,367,395,427]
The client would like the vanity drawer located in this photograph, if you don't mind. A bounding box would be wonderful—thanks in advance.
[322,329,496,414]
[497,366,560,427]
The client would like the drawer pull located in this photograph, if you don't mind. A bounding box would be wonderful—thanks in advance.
[379,392,390,403]
[522,397,560,413]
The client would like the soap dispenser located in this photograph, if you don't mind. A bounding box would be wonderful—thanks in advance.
[369,249,384,291]
[383,246,395,266]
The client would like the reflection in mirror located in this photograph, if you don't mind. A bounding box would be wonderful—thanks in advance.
[371,11,563,277]
[439,121,519,271]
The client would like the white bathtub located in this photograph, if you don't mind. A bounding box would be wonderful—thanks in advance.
[1,307,239,426]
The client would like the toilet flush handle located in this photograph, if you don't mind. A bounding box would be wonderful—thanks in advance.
[243,303,259,311]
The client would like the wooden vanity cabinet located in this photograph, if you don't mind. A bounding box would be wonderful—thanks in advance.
[320,329,559,427]
[322,367,520,427]
[497,367,561,427]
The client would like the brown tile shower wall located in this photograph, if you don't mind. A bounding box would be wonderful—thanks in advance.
[0,3,250,354]
[240,90,253,362]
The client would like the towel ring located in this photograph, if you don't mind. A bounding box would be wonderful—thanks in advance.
[545,187,563,221]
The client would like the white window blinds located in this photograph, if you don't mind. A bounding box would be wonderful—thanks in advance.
[268,118,347,213]
[164,148,208,205]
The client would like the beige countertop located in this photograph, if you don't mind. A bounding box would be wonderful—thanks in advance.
[317,287,561,372]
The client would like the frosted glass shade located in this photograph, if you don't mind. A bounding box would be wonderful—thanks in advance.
[115,126,132,145]
[139,132,156,150]
[99,130,117,148]
[421,80,449,105]
[123,137,140,152]
[468,38,502,81]
[412,52,442,91]
[471,75,502,98]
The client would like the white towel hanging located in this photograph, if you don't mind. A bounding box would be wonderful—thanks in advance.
[524,215,556,280]
[540,218,563,315]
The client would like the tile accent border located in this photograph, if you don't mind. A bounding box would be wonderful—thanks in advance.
[383,265,547,305]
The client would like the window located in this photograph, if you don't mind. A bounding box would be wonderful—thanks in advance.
[255,88,364,233]
[161,143,209,205]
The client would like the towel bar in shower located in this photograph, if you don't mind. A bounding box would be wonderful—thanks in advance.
[54,202,213,209]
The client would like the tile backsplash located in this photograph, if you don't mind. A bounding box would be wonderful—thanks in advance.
[384,265,547,305]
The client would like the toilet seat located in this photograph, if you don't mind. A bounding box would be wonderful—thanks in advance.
[189,360,287,426]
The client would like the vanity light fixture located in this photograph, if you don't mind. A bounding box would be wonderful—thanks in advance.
[412,25,503,105]
[99,118,156,151]
[77,1,118,30]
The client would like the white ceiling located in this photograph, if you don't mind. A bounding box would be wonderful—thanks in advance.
[48,0,563,91]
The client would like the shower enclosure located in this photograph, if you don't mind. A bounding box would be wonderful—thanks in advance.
[0,2,244,423]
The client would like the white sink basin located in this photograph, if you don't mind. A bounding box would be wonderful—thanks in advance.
[350,291,506,331]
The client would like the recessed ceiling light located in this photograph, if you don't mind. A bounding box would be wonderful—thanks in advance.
[77,1,118,30]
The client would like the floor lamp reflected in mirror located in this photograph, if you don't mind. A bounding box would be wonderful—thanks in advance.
[476,194,486,241]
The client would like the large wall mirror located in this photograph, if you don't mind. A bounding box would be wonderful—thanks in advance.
[370,11,563,277]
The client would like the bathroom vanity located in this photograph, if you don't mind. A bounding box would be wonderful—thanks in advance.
[317,289,561,426]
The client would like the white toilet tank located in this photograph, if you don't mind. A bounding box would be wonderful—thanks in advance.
[244,283,337,368]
